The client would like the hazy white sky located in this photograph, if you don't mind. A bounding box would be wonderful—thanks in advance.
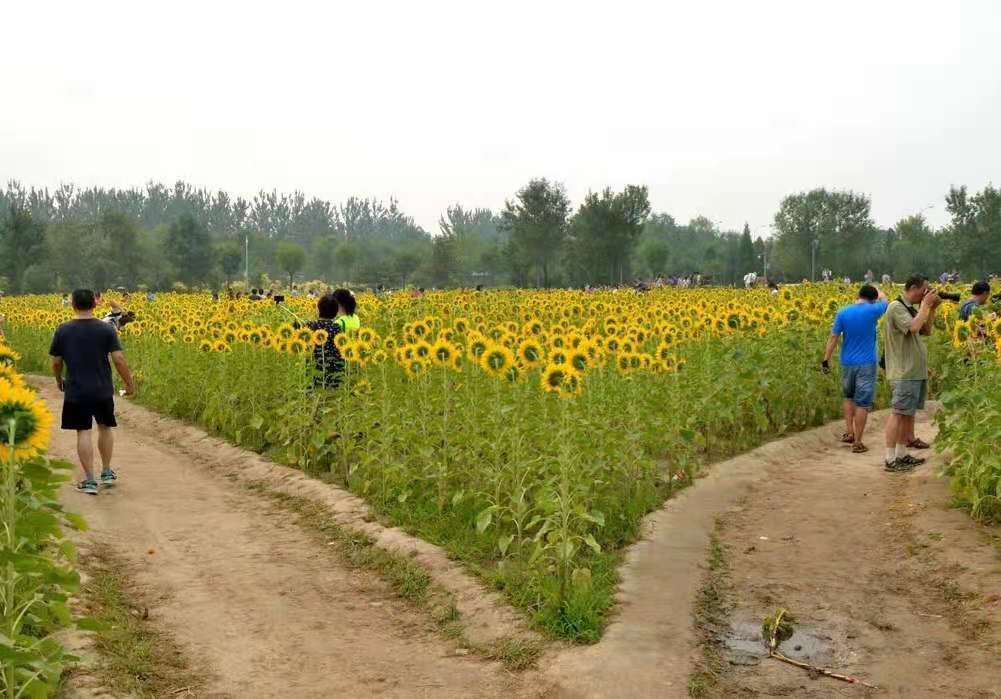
[3,0,999,235]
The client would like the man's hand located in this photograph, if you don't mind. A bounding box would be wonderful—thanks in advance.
[922,289,941,309]
[120,384,137,398]
[821,359,831,374]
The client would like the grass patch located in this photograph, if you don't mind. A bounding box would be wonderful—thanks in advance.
[74,543,204,697]
[688,519,731,698]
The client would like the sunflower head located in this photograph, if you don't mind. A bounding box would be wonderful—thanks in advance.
[0,378,53,461]
[432,340,456,366]
[517,339,544,368]
[479,344,514,377]
[0,346,21,367]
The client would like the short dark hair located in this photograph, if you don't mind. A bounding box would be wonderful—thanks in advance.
[972,280,991,296]
[332,288,357,316]
[858,285,878,301]
[904,274,927,291]
[71,289,96,310]
[317,293,339,319]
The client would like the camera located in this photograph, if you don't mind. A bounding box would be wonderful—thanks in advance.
[273,295,285,304]
[936,291,961,302]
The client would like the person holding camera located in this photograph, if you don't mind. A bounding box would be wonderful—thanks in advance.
[822,284,888,453]
[882,275,940,472]
[958,281,991,321]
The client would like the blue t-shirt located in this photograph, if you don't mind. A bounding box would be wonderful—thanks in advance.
[958,299,978,321]
[831,300,888,366]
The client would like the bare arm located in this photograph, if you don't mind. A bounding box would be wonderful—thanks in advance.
[823,334,840,364]
[920,305,937,336]
[110,350,136,395]
[51,357,64,391]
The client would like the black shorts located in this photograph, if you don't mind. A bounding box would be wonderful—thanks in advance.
[61,398,117,431]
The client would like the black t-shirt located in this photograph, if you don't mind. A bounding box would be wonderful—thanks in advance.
[49,319,123,401]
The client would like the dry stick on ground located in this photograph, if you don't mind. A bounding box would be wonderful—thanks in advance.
[764,609,879,691]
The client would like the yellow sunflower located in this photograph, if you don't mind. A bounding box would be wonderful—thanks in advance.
[0,378,53,461]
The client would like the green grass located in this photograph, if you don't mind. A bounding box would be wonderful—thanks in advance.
[688,520,731,698]
[74,543,204,697]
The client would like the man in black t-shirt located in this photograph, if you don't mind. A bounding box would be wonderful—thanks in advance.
[49,289,136,495]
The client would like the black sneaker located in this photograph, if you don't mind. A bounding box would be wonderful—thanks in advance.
[884,459,915,473]
[100,469,118,486]
[898,454,926,466]
[77,479,99,495]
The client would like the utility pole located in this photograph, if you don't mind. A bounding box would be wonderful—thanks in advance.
[244,234,249,287]
[811,239,819,282]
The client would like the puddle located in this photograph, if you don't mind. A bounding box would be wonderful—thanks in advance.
[722,620,835,667]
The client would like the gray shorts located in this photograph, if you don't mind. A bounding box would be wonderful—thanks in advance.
[890,379,927,416]
[841,363,877,409]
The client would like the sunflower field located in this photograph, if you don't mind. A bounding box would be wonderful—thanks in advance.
[1,336,85,697]
[2,284,999,640]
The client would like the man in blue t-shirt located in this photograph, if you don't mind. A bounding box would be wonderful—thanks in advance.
[958,281,991,321]
[822,284,888,453]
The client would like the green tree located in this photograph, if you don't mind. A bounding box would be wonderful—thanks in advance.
[275,241,306,288]
[0,205,46,293]
[45,221,101,289]
[334,241,359,281]
[772,189,876,281]
[310,236,336,282]
[429,234,458,287]
[889,215,936,279]
[501,178,570,287]
[164,214,214,286]
[216,240,244,284]
[945,185,1001,278]
[639,239,669,277]
[99,211,143,288]
[568,185,651,285]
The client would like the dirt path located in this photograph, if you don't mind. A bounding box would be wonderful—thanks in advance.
[706,408,1001,698]
[38,384,549,699]
[546,408,1000,699]
[38,379,1000,698]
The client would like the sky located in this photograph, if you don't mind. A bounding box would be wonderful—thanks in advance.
[3,0,1000,236]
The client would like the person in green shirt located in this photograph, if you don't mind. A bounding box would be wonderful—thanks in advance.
[882,275,940,472]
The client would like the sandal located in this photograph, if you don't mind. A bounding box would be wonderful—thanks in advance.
[907,438,931,449]
[851,442,869,454]
[840,432,855,444]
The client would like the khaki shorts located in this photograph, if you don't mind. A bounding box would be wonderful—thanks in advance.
[890,380,927,416]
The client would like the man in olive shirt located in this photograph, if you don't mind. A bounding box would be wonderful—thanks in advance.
[883,275,940,472]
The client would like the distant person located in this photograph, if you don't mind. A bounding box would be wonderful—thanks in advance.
[743,271,757,288]
[958,281,991,321]
[49,289,136,495]
[883,275,940,472]
[300,289,359,389]
[822,284,888,453]
[864,269,874,283]
[881,273,892,286]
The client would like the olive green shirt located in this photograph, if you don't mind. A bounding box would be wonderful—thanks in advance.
[884,299,927,381]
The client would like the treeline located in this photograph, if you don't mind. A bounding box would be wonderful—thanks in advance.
[0,179,999,293]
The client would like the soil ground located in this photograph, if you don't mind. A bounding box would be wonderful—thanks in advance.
[37,379,1000,699]
[38,383,551,699]
[706,408,1001,698]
